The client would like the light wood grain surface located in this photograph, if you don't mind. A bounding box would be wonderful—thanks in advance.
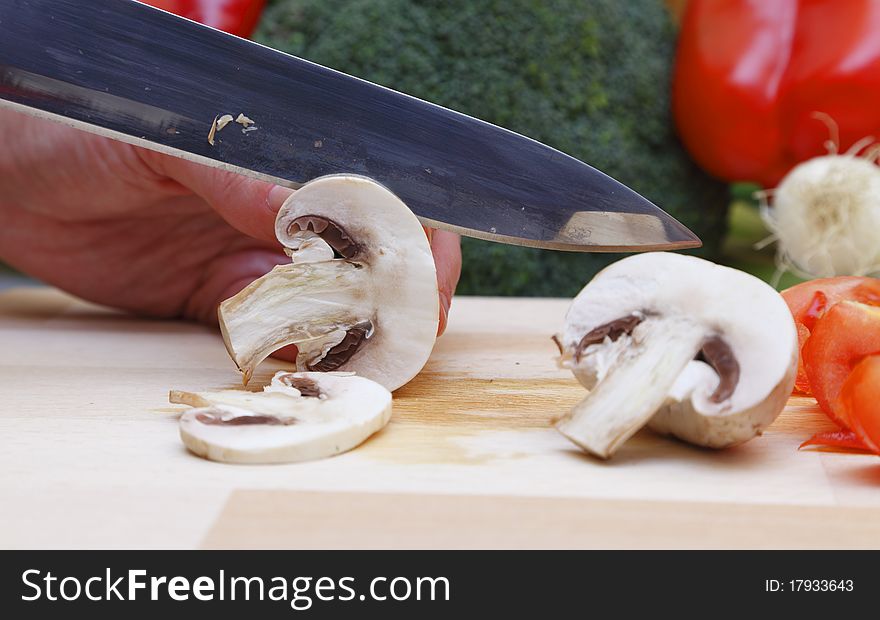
[1,287,878,549]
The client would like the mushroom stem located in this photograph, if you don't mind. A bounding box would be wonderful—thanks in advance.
[555,317,704,459]
[219,261,373,383]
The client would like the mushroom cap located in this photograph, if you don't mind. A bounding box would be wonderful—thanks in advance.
[559,252,798,447]
[174,372,391,464]
[275,175,439,390]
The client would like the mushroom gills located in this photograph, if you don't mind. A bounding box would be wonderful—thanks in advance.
[287,215,361,259]
[170,371,392,464]
[556,316,705,459]
[695,335,740,403]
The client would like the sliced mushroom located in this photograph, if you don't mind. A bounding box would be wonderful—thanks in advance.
[170,371,391,464]
[219,175,439,391]
[216,114,234,131]
[554,252,798,459]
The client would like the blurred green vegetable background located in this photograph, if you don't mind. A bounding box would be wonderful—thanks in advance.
[0,0,803,295]
[256,0,729,296]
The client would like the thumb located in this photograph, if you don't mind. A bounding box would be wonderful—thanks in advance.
[142,151,295,242]
[430,229,462,336]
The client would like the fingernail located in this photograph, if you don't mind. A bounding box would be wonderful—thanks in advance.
[267,185,296,213]
[438,292,450,336]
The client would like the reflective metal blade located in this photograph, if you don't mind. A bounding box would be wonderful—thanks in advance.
[0,0,701,252]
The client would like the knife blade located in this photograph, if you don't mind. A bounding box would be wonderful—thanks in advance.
[0,0,701,252]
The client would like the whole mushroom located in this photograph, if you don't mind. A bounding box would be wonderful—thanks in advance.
[553,252,799,458]
[219,174,439,391]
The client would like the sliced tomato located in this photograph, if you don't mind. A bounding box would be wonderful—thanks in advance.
[781,277,880,393]
[837,355,880,452]
[793,322,812,393]
[783,277,880,327]
[799,430,874,452]
[802,301,880,427]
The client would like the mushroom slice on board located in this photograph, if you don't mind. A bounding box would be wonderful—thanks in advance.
[553,252,798,459]
[170,371,391,464]
[219,174,439,391]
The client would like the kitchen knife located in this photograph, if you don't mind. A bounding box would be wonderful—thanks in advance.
[0,0,701,252]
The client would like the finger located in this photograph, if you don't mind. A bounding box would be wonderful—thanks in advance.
[270,344,300,363]
[185,246,301,365]
[184,246,303,366]
[183,248,289,325]
[430,229,462,336]
[142,151,295,242]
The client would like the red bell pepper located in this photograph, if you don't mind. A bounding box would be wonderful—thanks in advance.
[673,0,880,187]
[139,1,265,38]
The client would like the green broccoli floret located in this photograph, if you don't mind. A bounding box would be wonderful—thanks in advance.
[257,0,729,296]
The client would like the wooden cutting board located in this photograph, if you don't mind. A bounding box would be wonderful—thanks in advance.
[1,287,878,549]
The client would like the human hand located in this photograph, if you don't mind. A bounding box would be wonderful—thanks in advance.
[0,109,461,335]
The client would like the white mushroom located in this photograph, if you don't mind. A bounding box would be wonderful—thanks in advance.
[170,371,391,463]
[553,252,798,459]
[219,175,439,391]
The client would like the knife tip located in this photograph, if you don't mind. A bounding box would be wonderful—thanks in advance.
[667,221,703,250]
